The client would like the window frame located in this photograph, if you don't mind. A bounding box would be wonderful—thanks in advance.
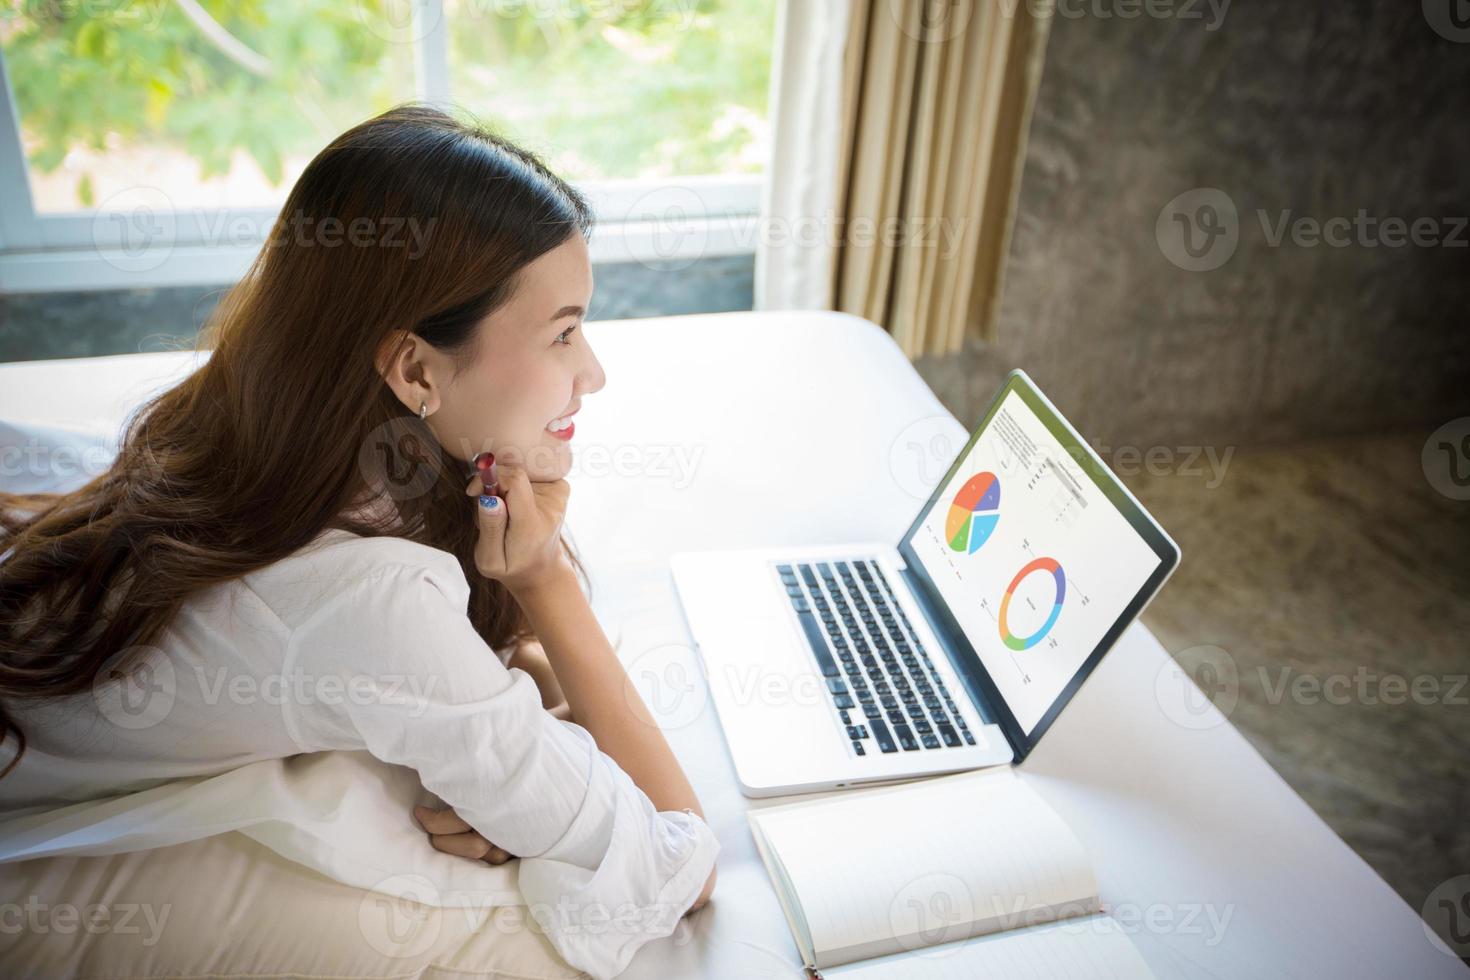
[0,0,763,294]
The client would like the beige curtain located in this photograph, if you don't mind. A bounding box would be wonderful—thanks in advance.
[757,1,1051,359]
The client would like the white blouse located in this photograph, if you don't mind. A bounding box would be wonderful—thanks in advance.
[0,527,720,979]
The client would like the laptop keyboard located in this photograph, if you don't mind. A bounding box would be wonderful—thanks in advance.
[777,559,978,757]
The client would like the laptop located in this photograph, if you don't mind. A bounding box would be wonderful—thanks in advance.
[670,369,1181,798]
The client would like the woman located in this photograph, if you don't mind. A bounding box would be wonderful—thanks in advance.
[0,104,717,975]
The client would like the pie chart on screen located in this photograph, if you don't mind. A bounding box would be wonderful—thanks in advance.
[945,472,1001,554]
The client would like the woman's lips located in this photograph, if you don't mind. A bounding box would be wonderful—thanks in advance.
[546,420,575,441]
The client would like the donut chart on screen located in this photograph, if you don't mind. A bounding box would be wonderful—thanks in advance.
[998,557,1066,651]
[945,472,1001,554]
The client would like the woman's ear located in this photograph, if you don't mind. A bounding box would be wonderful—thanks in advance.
[376,330,437,415]
[373,329,410,380]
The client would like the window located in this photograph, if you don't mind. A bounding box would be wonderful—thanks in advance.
[0,0,776,292]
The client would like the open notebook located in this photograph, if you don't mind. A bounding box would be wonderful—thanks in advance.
[746,767,1157,979]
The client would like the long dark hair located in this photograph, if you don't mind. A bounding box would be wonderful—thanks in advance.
[0,104,594,779]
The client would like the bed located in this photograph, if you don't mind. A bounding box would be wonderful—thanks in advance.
[0,309,1459,979]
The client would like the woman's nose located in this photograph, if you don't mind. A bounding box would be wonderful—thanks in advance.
[581,342,607,394]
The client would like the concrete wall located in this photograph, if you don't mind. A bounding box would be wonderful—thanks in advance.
[915,0,1470,450]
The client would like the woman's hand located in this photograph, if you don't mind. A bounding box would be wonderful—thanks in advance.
[464,460,571,596]
[413,805,517,865]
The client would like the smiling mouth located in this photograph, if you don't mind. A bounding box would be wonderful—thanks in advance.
[546,416,576,440]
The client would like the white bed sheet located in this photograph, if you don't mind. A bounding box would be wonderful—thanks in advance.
[0,310,1461,979]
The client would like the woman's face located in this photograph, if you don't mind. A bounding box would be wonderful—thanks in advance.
[388,234,605,483]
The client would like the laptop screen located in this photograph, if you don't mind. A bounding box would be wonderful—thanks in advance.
[899,376,1174,748]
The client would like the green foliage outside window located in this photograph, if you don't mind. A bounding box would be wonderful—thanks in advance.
[1,0,775,207]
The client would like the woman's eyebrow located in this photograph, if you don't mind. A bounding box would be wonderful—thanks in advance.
[549,305,585,322]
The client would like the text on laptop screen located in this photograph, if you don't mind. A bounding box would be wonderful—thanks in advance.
[906,389,1163,734]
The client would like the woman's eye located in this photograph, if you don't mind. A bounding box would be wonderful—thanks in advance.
[555,324,578,346]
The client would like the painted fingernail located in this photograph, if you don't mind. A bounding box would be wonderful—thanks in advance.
[479,495,498,509]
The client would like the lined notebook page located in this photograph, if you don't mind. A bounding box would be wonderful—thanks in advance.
[750,769,1098,968]
[825,915,1156,979]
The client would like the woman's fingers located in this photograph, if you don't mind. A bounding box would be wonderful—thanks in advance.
[414,805,516,864]
[427,830,514,864]
[414,804,471,835]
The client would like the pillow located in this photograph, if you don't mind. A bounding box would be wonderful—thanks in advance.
[0,828,591,979]
[0,417,120,495]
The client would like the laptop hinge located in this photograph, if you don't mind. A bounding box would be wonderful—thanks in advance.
[898,564,1021,759]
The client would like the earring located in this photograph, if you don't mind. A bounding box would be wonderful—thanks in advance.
[419,400,429,420]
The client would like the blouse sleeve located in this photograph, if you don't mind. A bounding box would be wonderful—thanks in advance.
[280,559,720,980]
